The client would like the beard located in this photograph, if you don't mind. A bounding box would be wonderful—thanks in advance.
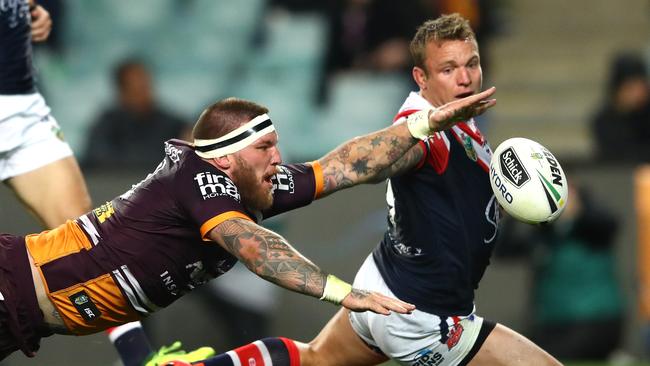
[231,156,274,211]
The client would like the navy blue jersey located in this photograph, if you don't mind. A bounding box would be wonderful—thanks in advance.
[0,0,35,94]
[373,92,500,316]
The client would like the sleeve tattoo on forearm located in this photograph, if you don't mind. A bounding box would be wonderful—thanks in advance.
[215,220,326,297]
[321,133,423,193]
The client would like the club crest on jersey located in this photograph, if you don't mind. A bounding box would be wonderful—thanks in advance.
[194,172,240,201]
[461,133,477,161]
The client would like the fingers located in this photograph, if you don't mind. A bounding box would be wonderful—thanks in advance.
[468,86,496,103]
[342,289,416,316]
[374,293,415,314]
[30,6,52,42]
[452,87,497,113]
[473,98,497,117]
[430,87,497,131]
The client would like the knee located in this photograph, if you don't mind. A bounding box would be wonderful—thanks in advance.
[300,341,336,366]
[298,342,319,366]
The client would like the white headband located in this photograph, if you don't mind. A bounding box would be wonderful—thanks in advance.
[194,114,275,158]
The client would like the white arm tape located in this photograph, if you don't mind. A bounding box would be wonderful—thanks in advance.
[406,108,435,139]
[319,274,353,305]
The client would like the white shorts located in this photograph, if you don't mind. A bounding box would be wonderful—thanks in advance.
[0,93,73,181]
[349,255,495,366]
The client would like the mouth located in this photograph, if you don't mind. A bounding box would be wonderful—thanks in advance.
[455,91,473,99]
[263,174,274,186]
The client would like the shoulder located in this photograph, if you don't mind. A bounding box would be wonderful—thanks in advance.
[169,142,232,184]
[165,140,207,173]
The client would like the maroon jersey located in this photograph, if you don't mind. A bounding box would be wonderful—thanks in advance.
[25,139,323,334]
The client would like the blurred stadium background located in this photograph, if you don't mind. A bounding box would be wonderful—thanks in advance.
[1,0,650,365]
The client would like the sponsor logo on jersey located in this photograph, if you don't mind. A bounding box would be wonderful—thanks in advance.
[392,242,423,257]
[272,166,295,193]
[93,202,115,223]
[446,323,464,350]
[1,0,30,28]
[194,172,240,201]
[164,142,183,163]
[160,270,179,296]
[499,147,530,187]
[413,349,444,366]
[69,291,101,322]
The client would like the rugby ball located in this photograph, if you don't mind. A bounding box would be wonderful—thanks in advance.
[489,137,568,224]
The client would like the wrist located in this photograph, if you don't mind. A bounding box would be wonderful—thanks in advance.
[319,274,352,305]
[406,108,435,139]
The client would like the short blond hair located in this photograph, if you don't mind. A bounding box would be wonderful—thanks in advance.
[409,13,477,70]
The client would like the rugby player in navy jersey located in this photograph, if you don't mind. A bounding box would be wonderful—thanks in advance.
[0,85,494,362]
[188,14,561,366]
[0,0,92,228]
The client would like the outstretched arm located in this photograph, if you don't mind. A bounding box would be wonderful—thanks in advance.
[208,218,415,315]
[316,87,496,198]
[366,143,426,184]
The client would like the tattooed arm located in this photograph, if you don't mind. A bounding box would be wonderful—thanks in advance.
[367,143,426,183]
[210,217,325,297]
[317,123,420,198]
[316,87,496,198]
[208,218,415,314]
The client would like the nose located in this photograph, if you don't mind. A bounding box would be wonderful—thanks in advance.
[457,67,471,87]
[271,146,282,165]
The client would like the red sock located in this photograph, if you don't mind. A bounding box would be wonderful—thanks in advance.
[196,337,300,366]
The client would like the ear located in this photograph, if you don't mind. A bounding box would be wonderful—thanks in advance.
[412,66,428,90]
[211,156,231,170]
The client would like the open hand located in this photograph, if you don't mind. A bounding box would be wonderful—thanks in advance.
[340,288,416,315]
[429,86,497,131]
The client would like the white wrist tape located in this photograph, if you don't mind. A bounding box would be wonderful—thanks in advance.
[319,274,352,305]
[406,108,435,139]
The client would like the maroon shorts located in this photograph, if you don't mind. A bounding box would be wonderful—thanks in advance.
[0,234,50,360]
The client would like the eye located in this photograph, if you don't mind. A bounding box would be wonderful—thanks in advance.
[442,68,452,75]
[467,58,480,68]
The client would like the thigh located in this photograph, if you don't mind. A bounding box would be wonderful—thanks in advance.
[7,156,91,228]
[468,324,561,366]
[304,308,389,366]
